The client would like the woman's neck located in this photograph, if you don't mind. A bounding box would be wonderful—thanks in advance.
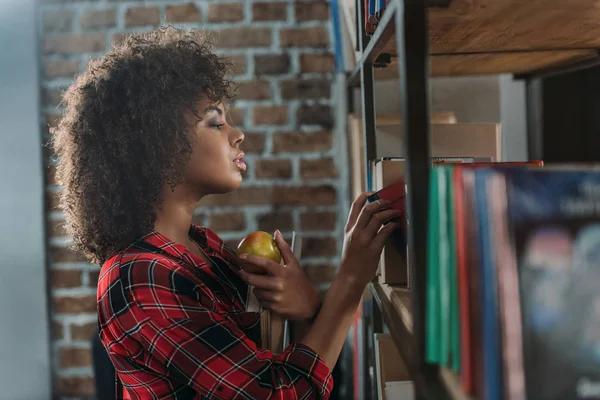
[154,184,201,246]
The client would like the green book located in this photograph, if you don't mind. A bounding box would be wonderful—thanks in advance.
[426,167,441,364]
[438,166,451,367]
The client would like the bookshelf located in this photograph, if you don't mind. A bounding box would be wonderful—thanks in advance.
[341,0,600,399]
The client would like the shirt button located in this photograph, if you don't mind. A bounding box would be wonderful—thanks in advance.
[217,386,223,392]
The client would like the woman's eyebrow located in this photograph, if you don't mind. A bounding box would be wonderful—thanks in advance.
[203,106,223,116]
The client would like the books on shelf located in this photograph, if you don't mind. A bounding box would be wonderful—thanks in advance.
[426,162,600,400]
[369,157,492,286]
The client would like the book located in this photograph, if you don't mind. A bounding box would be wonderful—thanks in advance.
[501,169,600,400]
[259,232,302,354]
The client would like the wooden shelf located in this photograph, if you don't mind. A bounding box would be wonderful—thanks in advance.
[347,0,600,85]
[373,49,599,79]
[371,283,474,400]
[370,283,415,369]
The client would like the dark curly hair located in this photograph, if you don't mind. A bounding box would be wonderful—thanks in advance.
[51,27,236,265]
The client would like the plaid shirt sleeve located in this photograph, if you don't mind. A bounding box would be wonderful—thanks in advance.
[122,257,333,399]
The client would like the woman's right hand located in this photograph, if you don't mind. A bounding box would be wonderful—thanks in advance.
[338,191,403,289]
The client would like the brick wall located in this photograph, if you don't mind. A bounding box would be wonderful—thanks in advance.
[40,1,343,398]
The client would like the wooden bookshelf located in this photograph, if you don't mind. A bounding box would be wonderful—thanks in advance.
[343,0,600,399]
[347,0,600,86]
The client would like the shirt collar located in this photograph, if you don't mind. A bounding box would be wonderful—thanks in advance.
[139,224,208,261]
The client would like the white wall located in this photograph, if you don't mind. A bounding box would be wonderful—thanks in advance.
[352,74,528,161]
[0,0,52,398]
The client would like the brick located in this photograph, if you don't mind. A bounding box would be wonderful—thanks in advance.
[209,212,246,232]
[273,185,336,206]
[255,54,290,75]
[280,27,329,48]
[241,132,265,154]
[255,159,292,179]
[44,59,79,78]
[252,2,287,21]
[59,347,92,368]
[89,270,100,286]
[208,2,244,22]
[300,158,338,179]
[253,106,288,126]
[191,213,206,226]
[295,2,329,21]
[224,54,246,75]
[81,9,116,29]
[301,211,337,231]
[51,269,81,289]
[53,321,64,340]
[55,376,95,397]
[235,81,271,100]
[125,6,160,27]
[272,131,332,153]
[199,187,270,207]
[280,79,331,99]
[52,295,97,314]
[297,105,333,128]
[301,237,337,257]
[50,246,88,263]
[300,53,334,73]
[211,28,271,48]
[166,3,201,23]
[42,88,63,107]
[71,322,97,341]
[111,33,128,45]
[47,219,66,238]
[46,190,60,211]
[44,33,105,55]
[43,10,73,32]
[304,263,337,284]
[258,211,294,233]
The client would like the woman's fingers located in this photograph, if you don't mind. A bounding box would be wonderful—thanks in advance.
[363,209,403,238]
[346,191,374,231]
[354,199,391,230]
[238,254,283,276]
[253,288,280,303]
[372,221,402,251]
[273,231,296,267]
[238,270,282,291]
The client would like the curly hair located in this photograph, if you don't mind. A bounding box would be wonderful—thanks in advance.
[51,27,236,265]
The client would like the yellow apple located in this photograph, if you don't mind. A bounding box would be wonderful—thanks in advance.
[236,231,282,274]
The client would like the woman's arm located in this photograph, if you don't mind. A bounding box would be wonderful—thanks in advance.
[239,192,402,369]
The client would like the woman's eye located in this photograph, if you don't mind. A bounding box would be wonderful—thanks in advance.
[210,123,225,131]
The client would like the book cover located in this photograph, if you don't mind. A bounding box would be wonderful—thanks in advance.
[475,169,502,400]
[426,166,441,364]
[453,166,472,392]
[446,166,460,373]
[505,169,600,400]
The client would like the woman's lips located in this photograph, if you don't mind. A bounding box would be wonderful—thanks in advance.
[234,159,247,172]
[233,152,246,172]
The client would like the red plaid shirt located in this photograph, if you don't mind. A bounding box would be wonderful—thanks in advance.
[97,225,333,399]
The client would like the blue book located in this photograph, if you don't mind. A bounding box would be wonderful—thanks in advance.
[505,169,600,400]
[475,169,502,400]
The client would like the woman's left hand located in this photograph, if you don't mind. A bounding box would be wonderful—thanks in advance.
[238,231,321,321]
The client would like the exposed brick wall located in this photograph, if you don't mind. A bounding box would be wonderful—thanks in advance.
[40,1,339,398]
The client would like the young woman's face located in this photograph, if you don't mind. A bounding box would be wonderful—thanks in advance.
[184,101,246,195]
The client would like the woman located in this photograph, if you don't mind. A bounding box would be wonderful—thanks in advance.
[52,27,402,399]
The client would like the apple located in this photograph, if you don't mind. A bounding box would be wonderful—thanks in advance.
[236,231,282,274]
